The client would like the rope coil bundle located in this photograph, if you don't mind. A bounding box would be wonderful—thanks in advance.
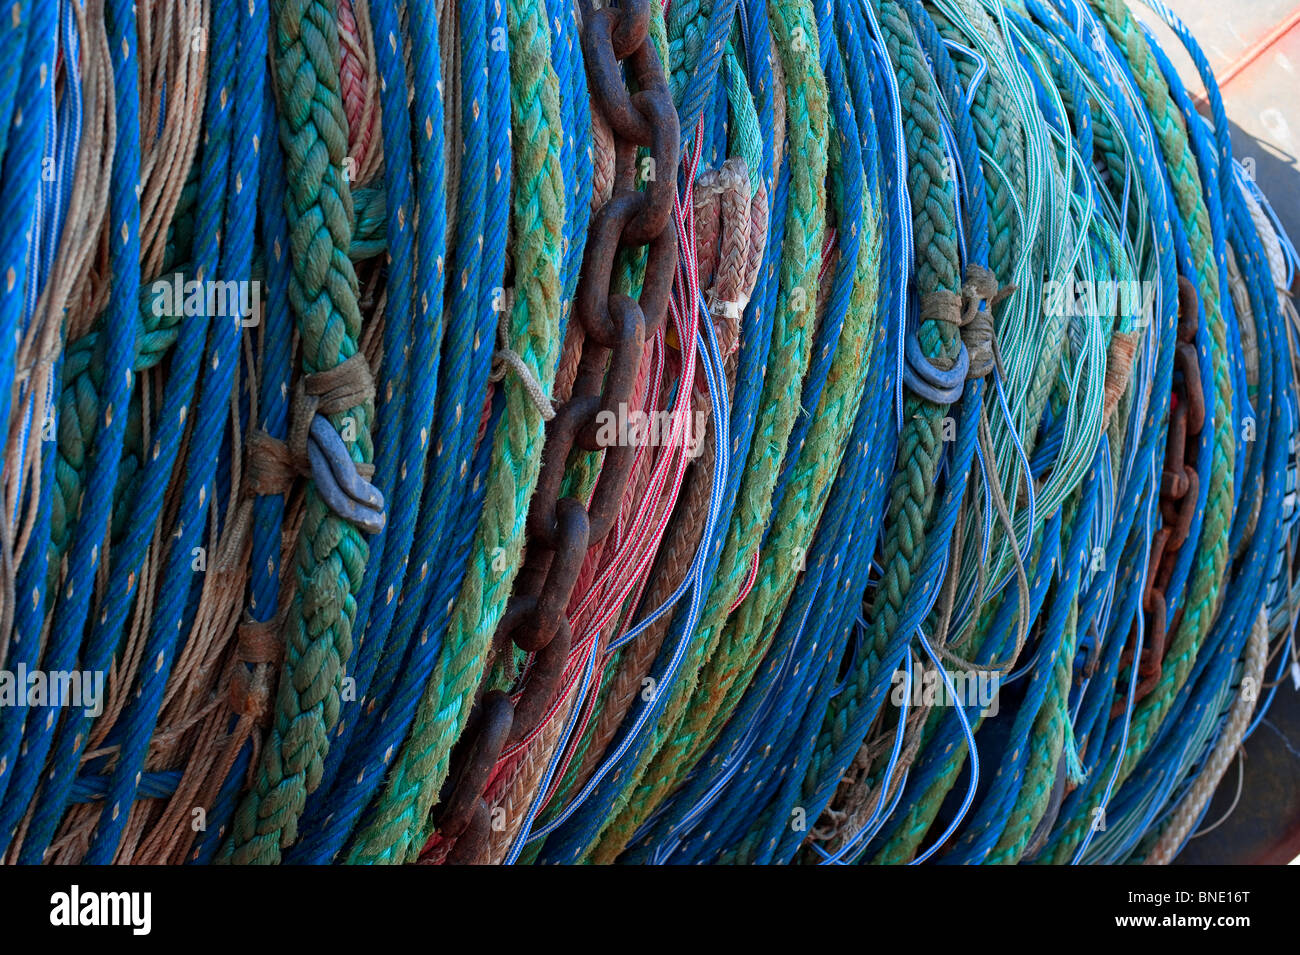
[0,0,1297,866]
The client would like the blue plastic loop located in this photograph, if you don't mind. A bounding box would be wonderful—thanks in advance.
[307,414,386,533]
[903,329,968,404]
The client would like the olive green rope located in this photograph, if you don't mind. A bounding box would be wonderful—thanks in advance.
[674,105,884,782]
[866,0,962,664]
[932,0,1076,610]
[925,0,1026,287]
[867,0,1146,864]
[344,0,565,864]
[601,116,884,845]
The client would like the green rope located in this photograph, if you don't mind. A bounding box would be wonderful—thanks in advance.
[220,0,372,865]
[345,0,565,864]
[826,0,965,865]
[676,90,883,781]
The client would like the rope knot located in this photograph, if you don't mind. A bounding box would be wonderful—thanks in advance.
[236,618,283,666]
[227,618,283,727]
[242,353,386,533]
[905,291,967,402]
[919,289,963,364]
[227,619,284,727]
[958,264,1013,380]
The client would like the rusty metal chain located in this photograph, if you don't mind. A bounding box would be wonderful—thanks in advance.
[427,0,680,864]
[1113,275,1203,716]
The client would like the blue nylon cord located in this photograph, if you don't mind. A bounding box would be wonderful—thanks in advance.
[76,0,262,863]
[0,0,123,854]
[620,0,890,860]
[0,0,31,176]
[690,0,905,862]
[321,0,447,794]
[0,0,50,478]
[10,1,79,518]
[193,70,294,861]
[318,0,511,859]
[764,0,990,865]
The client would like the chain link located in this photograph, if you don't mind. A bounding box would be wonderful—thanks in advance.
[427,0,680,863]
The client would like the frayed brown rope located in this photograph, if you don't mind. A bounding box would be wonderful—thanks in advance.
[919,290,963,372]
[960,264,1015,380]
[228,658,276,726]
[304,350,378,413]
[244,429,297,496]
[236,618,283,666]
[1102,331,1140,429]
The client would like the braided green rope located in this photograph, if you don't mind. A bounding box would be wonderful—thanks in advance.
[219,0,372,865]
[990,19,1168,861]
[867,0,962,658]
[868,524,1055,864]
[702,0,959,867]
[724,45,763,199]
[666,0,707,103]
[345,0,565,864]
[812,0,964,865]
[916,0,1032,674]
[583,0,829,863]
[867,0,1133,863]
[932,0,1076,609]
[926,0,1026,288]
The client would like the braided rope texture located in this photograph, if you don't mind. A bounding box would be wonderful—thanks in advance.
[583,0,830,862]
[786,0,965,867]
[221,0,373,864]
[630,4,885,834]
[0,0,1296,869]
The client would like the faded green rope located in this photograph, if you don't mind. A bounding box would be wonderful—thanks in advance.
[220,0,372,865]
[345,0,565,864]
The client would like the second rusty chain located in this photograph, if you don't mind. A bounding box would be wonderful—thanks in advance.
[1114,274,1204,715]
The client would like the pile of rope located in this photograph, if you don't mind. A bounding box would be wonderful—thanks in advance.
[0,0,1297,865]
